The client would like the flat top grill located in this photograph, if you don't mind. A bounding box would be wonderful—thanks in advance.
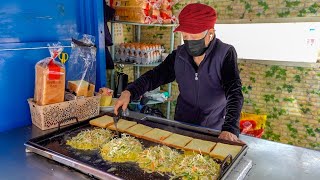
[26,112,248,180]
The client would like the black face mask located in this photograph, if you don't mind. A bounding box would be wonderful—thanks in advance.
[184,33,208,57]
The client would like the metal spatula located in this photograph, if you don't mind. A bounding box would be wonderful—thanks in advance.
[113,108,122,138]
[113,108,129,138]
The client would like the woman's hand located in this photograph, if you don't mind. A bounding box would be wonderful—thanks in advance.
[218,131,245,144]
[114,90,131,115]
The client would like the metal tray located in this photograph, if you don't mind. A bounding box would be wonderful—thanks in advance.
[25,112,248,180]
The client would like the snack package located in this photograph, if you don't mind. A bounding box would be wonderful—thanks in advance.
[99,87,114,106]
[66,35,97,97]
[34,43,65,106]
[113,0,179,24]
[161,0,174,10]
[160,9,174,24]
[240,112,267,138]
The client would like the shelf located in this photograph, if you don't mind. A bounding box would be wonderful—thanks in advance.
[110,20,177,27]
[114,62,161,67]
[110,19,175,119]
[130,99,164,105]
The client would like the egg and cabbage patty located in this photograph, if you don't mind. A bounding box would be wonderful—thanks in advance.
[138,145,182,173]
[172,152,220,180]
[66,128,113,150]
[100,134,143,162]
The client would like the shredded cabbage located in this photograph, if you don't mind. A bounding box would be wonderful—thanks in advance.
[100,134,143,162]
[66,128,113,150]
[138,145,182,173]
[172,152,220,180]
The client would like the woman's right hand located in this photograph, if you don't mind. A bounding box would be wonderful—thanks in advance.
[114,90,131,115]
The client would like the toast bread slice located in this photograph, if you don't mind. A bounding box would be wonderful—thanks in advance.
[107,119,137,132]
[183,139,216,154]
[162,133,193,149]
[141,128,173,143]
[124,124,153,137]
[209,143,242,160]
[89,115,114,128]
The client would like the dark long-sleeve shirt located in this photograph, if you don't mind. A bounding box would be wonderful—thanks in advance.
[126,39,243,136]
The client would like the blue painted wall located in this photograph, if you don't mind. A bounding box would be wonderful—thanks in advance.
[0,0,106,132]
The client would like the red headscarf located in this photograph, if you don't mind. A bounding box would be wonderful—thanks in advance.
[174,3,217,34]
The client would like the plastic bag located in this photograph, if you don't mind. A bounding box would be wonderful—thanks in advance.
[144,91,168,102]
[98,87,114,106]
[34,43,65,106]
[240,112,267,138]
[140,105,166,118]
[66,34,97,97]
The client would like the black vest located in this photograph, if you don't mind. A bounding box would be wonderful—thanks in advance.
[174,38,232,130]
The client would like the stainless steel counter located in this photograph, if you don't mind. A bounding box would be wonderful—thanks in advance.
[1,124,320,180]
[242,135,320,180]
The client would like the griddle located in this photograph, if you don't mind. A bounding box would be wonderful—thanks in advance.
[25,112,248,180]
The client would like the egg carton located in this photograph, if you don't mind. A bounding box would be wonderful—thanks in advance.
[115,53,162,64]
